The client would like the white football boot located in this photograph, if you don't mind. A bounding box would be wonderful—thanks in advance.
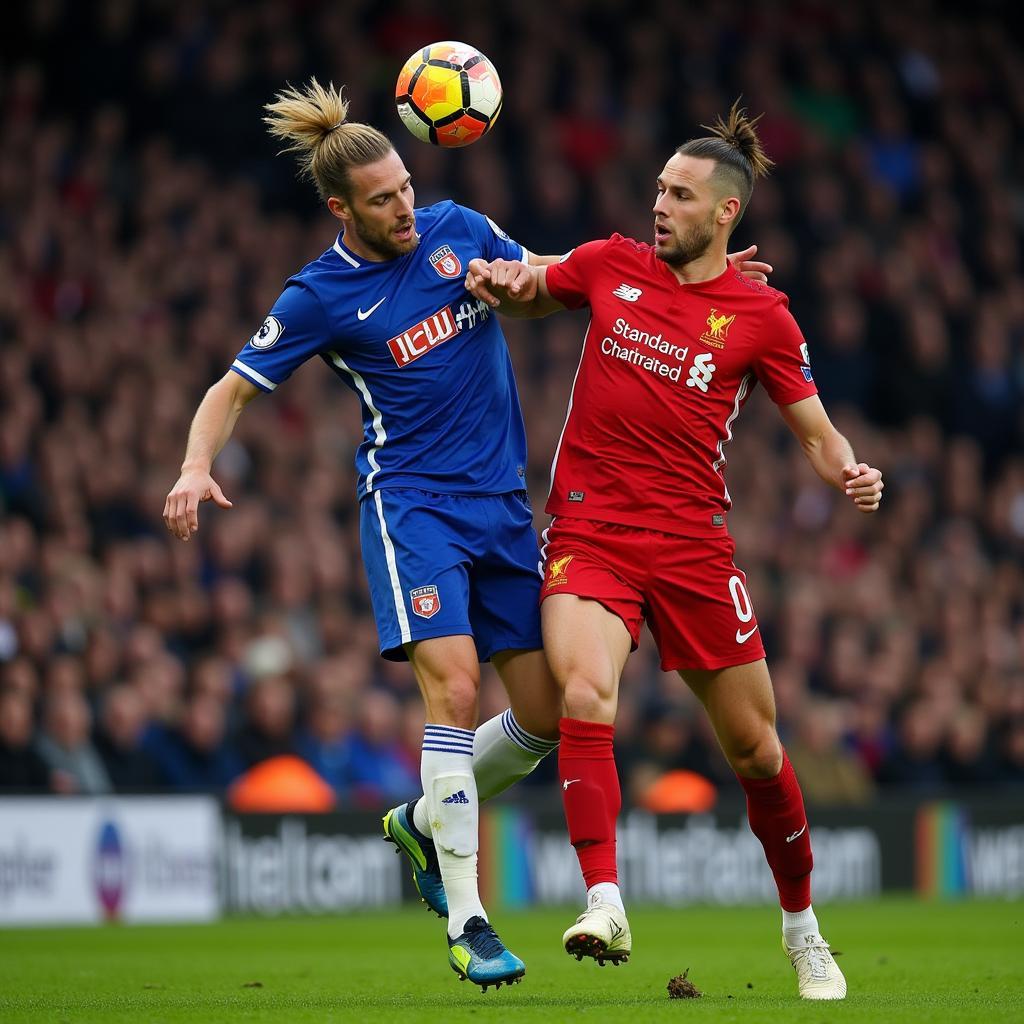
[562,893,631,965]
[784,931,847,1000]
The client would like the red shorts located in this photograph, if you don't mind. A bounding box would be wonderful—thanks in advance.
[540,517,766,672]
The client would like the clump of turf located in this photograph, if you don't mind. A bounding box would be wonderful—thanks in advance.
[667,967,702,999]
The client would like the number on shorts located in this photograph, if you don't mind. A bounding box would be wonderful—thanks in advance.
[728,575,753,623]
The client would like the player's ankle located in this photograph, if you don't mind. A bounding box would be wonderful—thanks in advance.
[587,882,625,913]
[782,904,819,946]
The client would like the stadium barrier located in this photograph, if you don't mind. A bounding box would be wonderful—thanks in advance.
[0,796,220,926]
[2,796,1021,925]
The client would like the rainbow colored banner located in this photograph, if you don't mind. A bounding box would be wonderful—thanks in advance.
[915,802,970,898]
[479,807,535,909]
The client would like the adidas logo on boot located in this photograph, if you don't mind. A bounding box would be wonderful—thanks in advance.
[442,790,470,804]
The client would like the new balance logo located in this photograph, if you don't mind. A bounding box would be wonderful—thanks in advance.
[612,283,642,302]
[785,824,807,843]
[442,790,470,804]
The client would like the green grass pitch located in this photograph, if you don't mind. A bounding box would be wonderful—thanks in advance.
[1,898,1020,1023]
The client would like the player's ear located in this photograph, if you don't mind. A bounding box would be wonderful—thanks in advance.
[326,196,350,221]
[718,196,741,226]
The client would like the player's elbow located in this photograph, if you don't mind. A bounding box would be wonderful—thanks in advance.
[215,371,259,413]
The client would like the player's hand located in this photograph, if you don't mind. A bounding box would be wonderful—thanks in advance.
[465,258,536,306]
[842,463,883,513]
[163,469,233,541]
[465,257,500,307]
[728,244,773,284]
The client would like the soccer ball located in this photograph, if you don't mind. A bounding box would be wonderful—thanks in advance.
[395,41,502,148]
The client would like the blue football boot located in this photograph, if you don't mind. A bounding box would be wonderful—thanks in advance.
[447,915,526,991]
[382,799,448,918]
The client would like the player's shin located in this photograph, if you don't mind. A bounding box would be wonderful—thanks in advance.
[737,749,813,913]
[420,725,486,937]
[412,709,558,835]
[559,717,621,889]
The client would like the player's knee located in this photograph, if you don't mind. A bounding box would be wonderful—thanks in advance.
[561,671,614,723]
[730,731,783,779]
[424,672,479,729]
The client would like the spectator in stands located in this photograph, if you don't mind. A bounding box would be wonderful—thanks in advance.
[34,690,111,794]
[94,684,158,790]
[0,689,50,791]
[297,692,353,796]
[787,701,875,805]
[236,674,297,768]
[346,689,420,806]
[146,694,242,791]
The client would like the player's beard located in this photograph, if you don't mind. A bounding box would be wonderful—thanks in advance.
[352,211,419,261]
[656,210,716,268]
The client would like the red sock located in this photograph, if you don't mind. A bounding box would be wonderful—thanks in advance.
[559,717,620,887]
[738,750,813,911]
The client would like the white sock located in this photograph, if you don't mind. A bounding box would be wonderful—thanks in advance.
[782,904,820,947]
[420,724,487,938]
[413,709,559,832]
[587,882,625,913]
[473,709,559,800]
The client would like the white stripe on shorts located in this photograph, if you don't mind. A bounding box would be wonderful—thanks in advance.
[373,489,411,644]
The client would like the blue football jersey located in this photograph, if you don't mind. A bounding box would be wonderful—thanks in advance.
[231,201,530,499]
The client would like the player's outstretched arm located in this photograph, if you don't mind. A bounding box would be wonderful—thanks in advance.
[779,395,883,514]
[727,244,773,284]
[163,371,260,541]
[465,258,565,318]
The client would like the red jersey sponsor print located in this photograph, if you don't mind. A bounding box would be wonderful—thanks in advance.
[544,234,817,538]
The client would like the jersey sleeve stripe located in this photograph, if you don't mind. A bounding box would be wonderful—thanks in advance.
[372,489,412,645]
[231,359,277,391]
[327,350,387,492]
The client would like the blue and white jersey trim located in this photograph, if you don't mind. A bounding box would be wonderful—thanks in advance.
[327,349,387,492]
[231,359,277,391]
[332,237,360,267]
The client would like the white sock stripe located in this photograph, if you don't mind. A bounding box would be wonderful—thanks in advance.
[501,709,559,754]
[422,745,474,755]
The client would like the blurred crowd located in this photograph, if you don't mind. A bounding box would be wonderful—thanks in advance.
[2,0,1023,807]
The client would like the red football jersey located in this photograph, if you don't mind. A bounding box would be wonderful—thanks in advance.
[544,234,817,537]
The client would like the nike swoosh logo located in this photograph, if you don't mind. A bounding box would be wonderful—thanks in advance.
[357,297,386,320]
[785,824,807,843]
[562,778,581,791]
[736,625,759,644]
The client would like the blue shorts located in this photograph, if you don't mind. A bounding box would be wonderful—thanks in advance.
[360,488,544,661]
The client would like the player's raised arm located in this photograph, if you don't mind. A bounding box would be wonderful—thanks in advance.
[465,258,566,318]
[163,371,260,540]
[778,395,884,513]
